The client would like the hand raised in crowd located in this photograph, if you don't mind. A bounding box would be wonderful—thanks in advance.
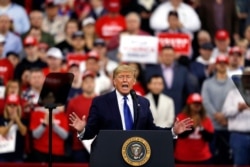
[69,112,87,133]
[173,117,194,135]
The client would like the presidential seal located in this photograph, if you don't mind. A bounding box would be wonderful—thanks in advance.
[121,137,151,166]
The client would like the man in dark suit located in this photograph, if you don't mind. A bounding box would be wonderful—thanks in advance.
[145,46,199,115]
[69,64,193,140]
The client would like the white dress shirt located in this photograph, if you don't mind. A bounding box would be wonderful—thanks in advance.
[116,90,134,130]
[222,88,250,132]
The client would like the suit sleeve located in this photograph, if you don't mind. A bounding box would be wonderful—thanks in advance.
[83,98,101,139]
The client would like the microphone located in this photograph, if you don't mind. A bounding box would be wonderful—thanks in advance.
[130,89,140,127]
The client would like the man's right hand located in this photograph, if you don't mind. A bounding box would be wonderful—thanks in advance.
[69,112,86,133]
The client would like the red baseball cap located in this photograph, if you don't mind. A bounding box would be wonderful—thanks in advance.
[87,50,100,61]
[229,46,242,55]
[24,36,38,46]
[106,0,120,13]
[186,93,202,104]
[215,30,229,40]
[5,94,20,105]
[216,55,229,64]
[82,70,95,80]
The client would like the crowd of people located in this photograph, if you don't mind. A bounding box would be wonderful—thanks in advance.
[0,0,250,166]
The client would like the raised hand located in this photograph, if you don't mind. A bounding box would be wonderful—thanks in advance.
[69,112,86,133]
[173,117,193,135]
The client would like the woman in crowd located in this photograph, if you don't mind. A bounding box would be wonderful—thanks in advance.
[0,94,27,162]
[174,93,214,164]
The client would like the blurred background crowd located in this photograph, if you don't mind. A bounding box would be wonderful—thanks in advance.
[0,0,250,166]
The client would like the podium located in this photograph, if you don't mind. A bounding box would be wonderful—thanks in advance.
[90,130,174,167]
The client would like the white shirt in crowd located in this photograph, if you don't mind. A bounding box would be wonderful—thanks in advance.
[222,88,250,132]
[150,1,201,32]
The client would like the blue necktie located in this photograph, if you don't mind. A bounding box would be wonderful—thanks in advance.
[123,96,133,130]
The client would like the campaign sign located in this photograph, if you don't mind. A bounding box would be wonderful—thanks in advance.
[158,33,191,56]
[119,35,158,64]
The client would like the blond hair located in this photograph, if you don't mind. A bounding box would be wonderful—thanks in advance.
[113,64,136,79]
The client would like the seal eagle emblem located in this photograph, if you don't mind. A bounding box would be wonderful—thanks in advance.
[122,137,151,166]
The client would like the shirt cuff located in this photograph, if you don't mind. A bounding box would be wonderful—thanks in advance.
[171,127,178,139]
[77,128,85,140]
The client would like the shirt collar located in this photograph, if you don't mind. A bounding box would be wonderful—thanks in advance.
[161,63,174,70]
[115,90,132,102]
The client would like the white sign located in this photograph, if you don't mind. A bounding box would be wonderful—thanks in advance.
[119,35,158,64]
[0,124,17,154]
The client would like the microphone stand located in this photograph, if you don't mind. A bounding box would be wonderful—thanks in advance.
[45,104,57,167]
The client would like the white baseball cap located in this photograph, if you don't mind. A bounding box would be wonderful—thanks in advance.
[82,17,95,26]
[46,47,63,59]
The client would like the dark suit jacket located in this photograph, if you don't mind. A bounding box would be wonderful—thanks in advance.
[82,91,165,139]
[198,0,239,38]
[145,63,199,115]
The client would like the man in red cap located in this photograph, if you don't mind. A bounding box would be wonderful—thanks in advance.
[66,70,96,163]
[211,29,231,59]
[85,50,112,95]
[14,36,47,82]
[201,54,235,164]
[227,46,244,77]
[95,0,126,43]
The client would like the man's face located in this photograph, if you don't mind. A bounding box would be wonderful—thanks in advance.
[85,59,99,73]
[215,39,230,51]
[93,45,107,58]
[71,37,85,50]
[68,66,80,82]
[29,71,45,90]
[113,71,136,95]
[0,15,11,33]
[83,24,95,35]
[229,53,242,68]
[215,62,228,74]
[24,45,38,57]
[65,22,78,36]
[168,15,179,29]
[47,56,62,69]
[29,11,43,28]
[160,48,175,66]
[126,15,140,33]
[200,49,212,60]
[45,5,58,18]
[82,76,95,94]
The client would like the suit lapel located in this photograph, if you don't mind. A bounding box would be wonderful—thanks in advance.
[107,91,123,129]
